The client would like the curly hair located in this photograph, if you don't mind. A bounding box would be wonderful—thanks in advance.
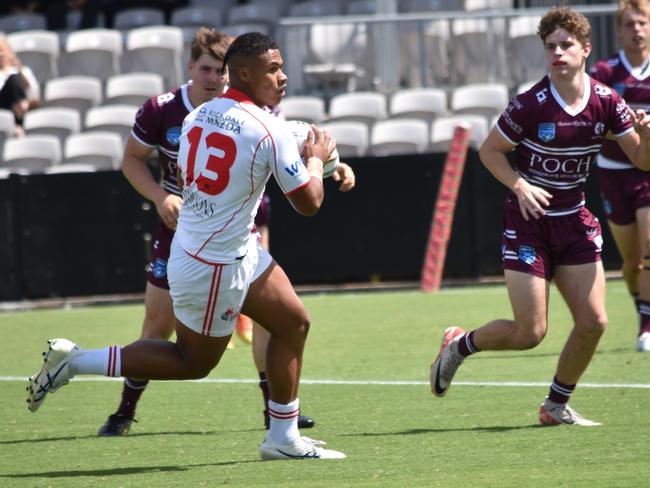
[537,6,591,46]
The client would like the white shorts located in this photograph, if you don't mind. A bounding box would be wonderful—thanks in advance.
[168,237,273,337]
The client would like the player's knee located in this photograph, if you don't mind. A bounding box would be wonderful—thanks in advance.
[514,327,546,350]
[641,255,650,272]
[582,313,608,336]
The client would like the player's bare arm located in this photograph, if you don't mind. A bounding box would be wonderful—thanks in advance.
[618,108,650,171]
[479,128,552,221]
[331,161,355,192]
[286,125,331,216]
[122,136,183,230]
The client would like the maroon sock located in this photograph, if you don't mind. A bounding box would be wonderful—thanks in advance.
[547,376,575,404]
[116,378,149,418]
[639,300,650,335]
[457,331,479,357]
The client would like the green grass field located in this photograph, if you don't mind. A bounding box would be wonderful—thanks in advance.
[1,280,648,487]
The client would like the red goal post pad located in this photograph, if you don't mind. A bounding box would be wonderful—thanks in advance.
[421,123,471,292]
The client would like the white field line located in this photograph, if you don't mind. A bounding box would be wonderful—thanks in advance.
[1,376,649,389]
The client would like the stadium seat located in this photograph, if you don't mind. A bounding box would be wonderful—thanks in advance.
[303,23,369,94]
[113,8,166,31]
[7,30,59,87]
[227,4,280,31]
[450,83,509,119]
[398,19,450,87]
[2,135,61,172]
[189,0,235,8]
[320,121,369,158]
[370,118,429,156]
[65,10,106,30]
[124,26,184,90]
[508,15,546,87]
[222,23,271,38]
[64,131,124,170]
[0,13,46,33]
[85,105,139,143]
[451,17,507,85]
[389,88,448,125]
[43,76,102,122]
[105,73,164,106]
[328,92,387,128]
[0,109,16,151]
[63,29,123,80]
[430,114,489,152]
[170,6,224,28]
[288,1,343,17]
[45,163,99,174]
[23,107,81,147]
[280,96,326,124]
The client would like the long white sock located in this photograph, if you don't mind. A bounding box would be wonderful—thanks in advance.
[70,346,121,377]
[268,398,300,444]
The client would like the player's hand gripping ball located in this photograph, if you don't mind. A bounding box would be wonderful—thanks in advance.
[285,120,339,178]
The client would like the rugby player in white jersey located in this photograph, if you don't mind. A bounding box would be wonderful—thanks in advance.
[27,32,346,460]
[590,0,650,352]
[97,27,326,436]
[429,6,650,426]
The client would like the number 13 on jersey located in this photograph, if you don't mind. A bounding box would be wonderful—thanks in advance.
[183,126,237,196]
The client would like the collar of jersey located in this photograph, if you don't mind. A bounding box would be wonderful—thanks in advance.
[223,88,256,105]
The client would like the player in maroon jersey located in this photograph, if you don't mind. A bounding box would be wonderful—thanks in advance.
[590,0,650,352]
[429,6,650,425]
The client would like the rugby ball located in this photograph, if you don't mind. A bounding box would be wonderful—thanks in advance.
[285,120,339,178]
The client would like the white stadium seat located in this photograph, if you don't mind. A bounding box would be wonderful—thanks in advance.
[63,29,123,81]
[64,131,124,170]
[431,114,489,152]
[328,92,387,128]
[451,83,509,119]
[280,96,326,124]
[113,8,165,31]
[85,105,139,143]
[23,107,81,147]
[3,135,61,172]
[7,30,59,87]
[124,26,184,90]
[43,76,102,122]
[320,121,369,158]
[370,118,430,156]
[105,73,164,106]
[389,88,448,124]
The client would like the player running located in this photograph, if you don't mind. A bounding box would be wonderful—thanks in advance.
[430,6,650,426]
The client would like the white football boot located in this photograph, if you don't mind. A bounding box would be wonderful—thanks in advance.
[636,332,650,352]
[260,435,346,460]
[539,398,601,427]
[430,326,466,397]
[27,338,80,412]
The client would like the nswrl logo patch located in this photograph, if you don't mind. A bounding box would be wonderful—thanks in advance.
[538,123,555,143]
[518,245,537,265]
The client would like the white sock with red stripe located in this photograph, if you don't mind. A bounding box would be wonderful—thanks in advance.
[267,398,300,445]
[69,346,121,377]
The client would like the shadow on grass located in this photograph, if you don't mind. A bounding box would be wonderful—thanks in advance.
[0,430,225,445]
[345,424,545,437]
[0,460,261,479]
[473,347,629,360]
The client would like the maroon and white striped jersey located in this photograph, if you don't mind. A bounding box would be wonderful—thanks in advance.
[496,73,634,216]
[131,84,197,196]
[590,50,650,169]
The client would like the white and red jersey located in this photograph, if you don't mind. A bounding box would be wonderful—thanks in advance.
[175,88,310,262]
[131,84,197,196]
[590,50,650,169]
[496,73,634,216]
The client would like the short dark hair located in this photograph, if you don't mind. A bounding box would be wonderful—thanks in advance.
[190,27,231,63]
[223,32,279,74]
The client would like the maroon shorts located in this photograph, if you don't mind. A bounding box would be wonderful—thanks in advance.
[146,220,175,290]
[598,167,650,226]
[501,206,602,281]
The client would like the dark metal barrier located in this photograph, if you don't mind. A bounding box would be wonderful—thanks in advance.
[0,151,621,300]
